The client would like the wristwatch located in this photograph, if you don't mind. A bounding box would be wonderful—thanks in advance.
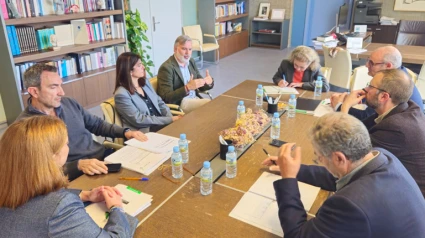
[123,128,131,138]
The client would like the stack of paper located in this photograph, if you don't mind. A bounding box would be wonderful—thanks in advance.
[380,16,398,25]
[312,40,338,50]
[314,99,334,117]
[125,132,181,154]
[263,86,299,95]
[229,172,321,237]
[85,184,152,228]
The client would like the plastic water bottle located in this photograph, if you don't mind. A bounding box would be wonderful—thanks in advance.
[314,76,323,97]
[237,101,245,119]
[200,161,213,195]
[171,146,183,179]
[270,112,280,140]
[256,84,263,108]
[179,133,189,164]
[226,146,237,178]
[288,94,297,118]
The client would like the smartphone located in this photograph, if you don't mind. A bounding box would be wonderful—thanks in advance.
[106,163,122,173]
[269,139,287,148]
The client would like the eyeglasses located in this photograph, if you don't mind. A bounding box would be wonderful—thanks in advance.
[366,58,386,67]
[365,82,391,98]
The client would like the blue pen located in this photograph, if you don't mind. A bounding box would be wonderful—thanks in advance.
[119,177,149,181]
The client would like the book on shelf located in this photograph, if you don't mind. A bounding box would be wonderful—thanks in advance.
[316,34,335,42]
[0,0,116,19]
[258,29,276,33]
[215,1,245,19]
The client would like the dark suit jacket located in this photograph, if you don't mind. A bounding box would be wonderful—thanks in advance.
[157,56,214,105]
[363,100,425,197]
[272,59,330,92]
[274,148,425,238]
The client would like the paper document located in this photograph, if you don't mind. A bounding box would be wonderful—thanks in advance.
[85,184,152,227]
[346,37,363,50]
[314,99,334,117]
[125,132,184,154]
[229,172,321,236]
[348,48,367,54]
[263,86,299,95]
[105,146,171,176]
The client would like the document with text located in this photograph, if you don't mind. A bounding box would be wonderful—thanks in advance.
[125,132,182,154]
[263,86,299,95]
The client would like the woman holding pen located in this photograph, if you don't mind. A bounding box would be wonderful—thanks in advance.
[272,46,330,92]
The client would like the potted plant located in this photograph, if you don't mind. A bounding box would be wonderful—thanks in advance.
[125,9,154,77]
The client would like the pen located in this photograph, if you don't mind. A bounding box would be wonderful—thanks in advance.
[296,109,314,115]
[262,148,277,165]
[263,89,269,102]
[119,177,149,181]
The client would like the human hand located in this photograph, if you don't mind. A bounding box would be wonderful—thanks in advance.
[102,186,124,210]
[78,159,108,175]
[261,155,280,172]
[340,89,366,113]
[330,92,348,109]
[277,143,301,179]
[172,116,181,121]
[125,130,148,141]
[204,70,213,85]
[186,74,205,90]
[289,82,303,88]
[79,186,123,202]
[278,80,288,87]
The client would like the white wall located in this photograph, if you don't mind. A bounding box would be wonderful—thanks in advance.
[0,94,6,123]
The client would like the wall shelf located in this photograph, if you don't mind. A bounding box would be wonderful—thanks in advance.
[215,13,248,23]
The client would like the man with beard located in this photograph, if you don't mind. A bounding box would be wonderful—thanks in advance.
[340,69,425,197]
[157,35,214,113]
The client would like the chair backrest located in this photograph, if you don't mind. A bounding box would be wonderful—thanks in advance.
[182,25,203,48]
[405,67,418,84]
[323,46,352,90]
[320,67,332,80]
[100,97,124,145]
[396,20,425,46]
[149,76,158,92]
[351,66,373,91]
[415,62,425,100]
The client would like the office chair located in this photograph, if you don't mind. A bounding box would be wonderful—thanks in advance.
[320,67,332,81]
[414,62,425,105]
[396,20,425,46]
[323,46,352,92]
[183,25,220,69]
[101,98,125,145]
[351,66,372,91]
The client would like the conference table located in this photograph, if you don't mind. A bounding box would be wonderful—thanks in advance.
[69,80,334,237]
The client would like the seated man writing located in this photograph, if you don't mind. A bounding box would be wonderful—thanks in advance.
[263,112,425,237]
[157,35,214,113]
[17,64,148,181]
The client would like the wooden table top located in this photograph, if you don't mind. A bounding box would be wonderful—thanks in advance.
[360,43,425,64]
[135,177,279,238]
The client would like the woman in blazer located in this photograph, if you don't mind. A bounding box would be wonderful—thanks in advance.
[114,52,180,133]
[272,45,330,92]
[0,116,137,237]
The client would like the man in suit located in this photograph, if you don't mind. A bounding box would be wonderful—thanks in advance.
[157,35,214,113]
[16,63,148,181]
[330,46,423,120]
[265,112,425,237]
[340,69,425,196]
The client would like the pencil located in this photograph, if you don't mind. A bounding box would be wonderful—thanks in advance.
[262,148,277,165]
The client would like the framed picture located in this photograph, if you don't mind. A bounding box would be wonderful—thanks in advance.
[394,0,425,12]
[270,9,285,20]
[258,3,271,18]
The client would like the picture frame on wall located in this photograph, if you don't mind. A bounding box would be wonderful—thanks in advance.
[394,0,425,12]
[270,9,285,20]
[258,3,271,18]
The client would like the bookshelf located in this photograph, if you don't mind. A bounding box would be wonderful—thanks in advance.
[198,0,249,60]
[0,1,127,125]
[250,19,290,50]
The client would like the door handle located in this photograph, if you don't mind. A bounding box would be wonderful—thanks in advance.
[153,16,160,32]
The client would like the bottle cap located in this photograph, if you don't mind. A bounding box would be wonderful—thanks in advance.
[239,100,244,105]
[273,112,279,118]
[317,76,322,81]
[173,146,179,153]
[203,161,210,169]
[180,133,186,140]
[258,84,263,89]
[228,146,235,152]
[290,94,296,99]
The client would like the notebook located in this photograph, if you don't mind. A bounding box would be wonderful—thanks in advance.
[296,98,322,111]
[85,184,152,228]
[263,86,299,95]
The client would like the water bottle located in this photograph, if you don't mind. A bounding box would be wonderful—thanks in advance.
[200,161,213,195]
[179,133,189,164]
[314,76,323,97]
[288,94,297,118]
[256,84,263,108]
[270,112,280,140]
[226,146,237,178]
[171,146,183,179]
[237,101,246,119]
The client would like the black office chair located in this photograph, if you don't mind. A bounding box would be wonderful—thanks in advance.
[396,20,425,46]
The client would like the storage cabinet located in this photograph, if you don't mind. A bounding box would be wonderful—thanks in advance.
[367,25,399,44]
[250,19,290,50]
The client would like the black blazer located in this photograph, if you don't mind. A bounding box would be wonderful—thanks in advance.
[157,56,214,105]
[272,59,329,92]
[274,148,425,238]
[363,100,425,197]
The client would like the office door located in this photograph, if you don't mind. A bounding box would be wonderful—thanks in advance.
[131,0,182,75]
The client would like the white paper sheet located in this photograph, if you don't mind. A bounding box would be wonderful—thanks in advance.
[125,132,182,154]
[263,86,299,95]
[314,99,334,117]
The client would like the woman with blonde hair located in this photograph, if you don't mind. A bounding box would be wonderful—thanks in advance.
[0,116,137,237]
[272,45,329,92]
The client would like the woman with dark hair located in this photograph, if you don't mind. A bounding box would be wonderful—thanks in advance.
[0,116,137,237]
[114,52,180,132]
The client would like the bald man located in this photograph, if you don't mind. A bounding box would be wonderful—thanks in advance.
[331,46,423,120]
